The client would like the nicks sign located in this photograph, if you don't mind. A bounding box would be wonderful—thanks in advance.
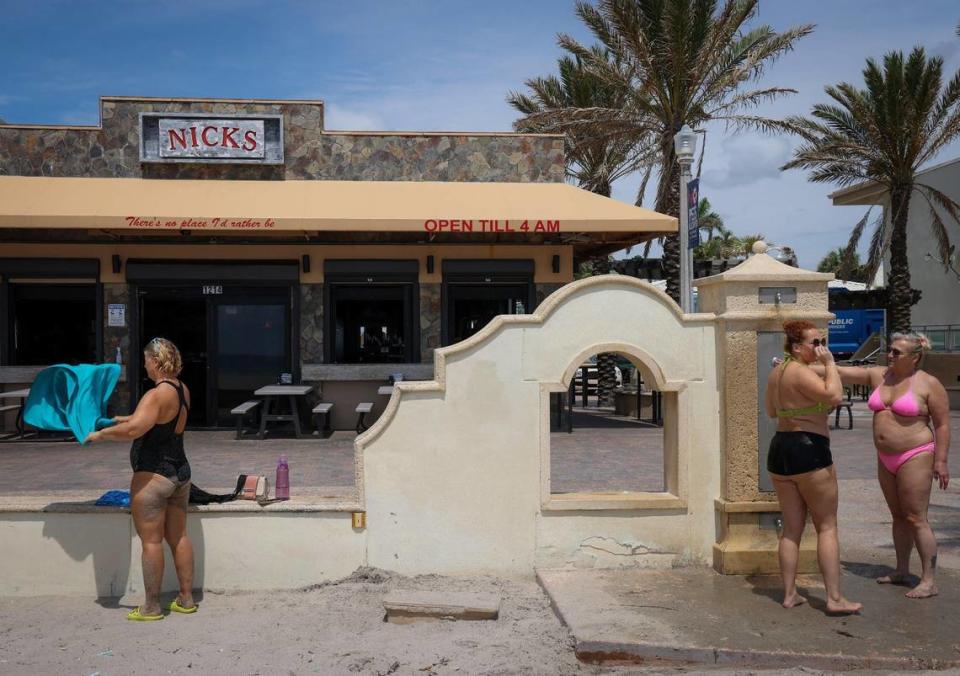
[139,113,283,164]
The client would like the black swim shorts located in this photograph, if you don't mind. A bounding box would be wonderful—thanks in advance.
[767,431,833,476]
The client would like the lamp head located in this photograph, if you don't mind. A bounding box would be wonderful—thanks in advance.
[673,124,697,162]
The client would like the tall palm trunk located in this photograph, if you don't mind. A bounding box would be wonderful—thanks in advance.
[656,138,682,304]
[886,186,913,334]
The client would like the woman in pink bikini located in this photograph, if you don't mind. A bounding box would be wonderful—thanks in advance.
[833,332,950,598]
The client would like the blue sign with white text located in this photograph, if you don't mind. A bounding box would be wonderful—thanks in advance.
[687,178,700,250]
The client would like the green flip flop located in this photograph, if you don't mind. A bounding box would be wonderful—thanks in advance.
[127,607,164,621]
[168,599,198,614]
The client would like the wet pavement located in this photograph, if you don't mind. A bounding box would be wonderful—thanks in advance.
[538,565,960,670]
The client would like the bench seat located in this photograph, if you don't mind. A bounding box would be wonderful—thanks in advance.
[312,402,333,438]
[232,399,262,439]
[355,402,374,434]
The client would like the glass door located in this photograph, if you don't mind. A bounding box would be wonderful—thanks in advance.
[211,291,291,425]
[139,288,208,426]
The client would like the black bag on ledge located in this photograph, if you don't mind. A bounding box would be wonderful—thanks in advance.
[188,475,246,505]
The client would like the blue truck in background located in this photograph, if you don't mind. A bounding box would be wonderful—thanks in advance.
[828,309,885,360]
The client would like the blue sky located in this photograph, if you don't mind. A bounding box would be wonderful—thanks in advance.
[2,1,959,269]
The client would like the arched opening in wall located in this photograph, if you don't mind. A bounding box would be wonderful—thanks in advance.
[548,350,667,495]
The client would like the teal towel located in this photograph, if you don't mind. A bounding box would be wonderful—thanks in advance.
[23,364,120,444]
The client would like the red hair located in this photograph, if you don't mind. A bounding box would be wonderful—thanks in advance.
[783,320,817,353]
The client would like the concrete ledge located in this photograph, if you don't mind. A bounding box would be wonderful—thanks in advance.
[575,639,956,671]
[543,492,685,512]
[302,363,433,381]
[714,499,780,513]
[0,365,127,383]
[0,491,361,514]
[0,505,366,596]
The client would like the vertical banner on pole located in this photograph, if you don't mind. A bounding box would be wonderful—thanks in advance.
[687,178,700,250]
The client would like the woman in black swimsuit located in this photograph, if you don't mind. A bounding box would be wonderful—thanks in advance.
[87,338,197,621]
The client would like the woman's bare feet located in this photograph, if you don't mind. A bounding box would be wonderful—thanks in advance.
[876,571,909,585]
[825,598,862,615]
[905,581,938,599]
[782,592,807,609]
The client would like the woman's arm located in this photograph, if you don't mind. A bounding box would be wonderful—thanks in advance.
[793,347,844,406]
[86,390,161,443]
[926,375,951,490]
[807,363,878,387]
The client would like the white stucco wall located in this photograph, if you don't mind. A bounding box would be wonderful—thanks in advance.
[0,509,365,597]
[360,276,720,574]
[904,159,960,328]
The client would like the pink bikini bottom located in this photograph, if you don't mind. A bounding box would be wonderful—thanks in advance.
[878,442,935,475]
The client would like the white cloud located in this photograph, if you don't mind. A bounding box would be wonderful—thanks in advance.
[701,133,794,189]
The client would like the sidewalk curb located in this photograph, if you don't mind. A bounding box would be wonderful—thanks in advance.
[574,639,959,671]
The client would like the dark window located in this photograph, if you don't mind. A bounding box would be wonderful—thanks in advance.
[441,259,534,346]
[446,284,530,345]
[324,261,419,364]
[8,285,97,365]
[331,286,411,363]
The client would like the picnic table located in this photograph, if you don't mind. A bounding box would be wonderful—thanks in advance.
[253,384,314,439]
[0,388,30,439]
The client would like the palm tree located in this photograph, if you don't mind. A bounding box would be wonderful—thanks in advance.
[695,224,737,260]
[510,52,637,407]
[697,197,724,242]
[512,0,812,303]
[782,48,960,333]
[817,247,869,282]
[508,47,640,197]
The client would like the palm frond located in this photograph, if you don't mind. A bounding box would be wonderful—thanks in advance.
[839,207,873,278]
[863,209,891,281]
[635,165,653,207]
[915,182,960,269]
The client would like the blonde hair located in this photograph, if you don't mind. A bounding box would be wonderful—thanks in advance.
[890,331,930,364]
[144,337,182,376]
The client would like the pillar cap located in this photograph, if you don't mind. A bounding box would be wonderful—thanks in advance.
[694,253,833,288]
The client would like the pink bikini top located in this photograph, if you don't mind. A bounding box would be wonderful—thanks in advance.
[868,373,923,417]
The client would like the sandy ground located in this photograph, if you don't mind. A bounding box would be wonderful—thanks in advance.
[1,565,954,675]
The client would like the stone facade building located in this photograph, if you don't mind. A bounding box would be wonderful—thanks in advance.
[0,97,673,430]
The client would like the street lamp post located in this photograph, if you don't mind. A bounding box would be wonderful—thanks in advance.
[674,125,698,313]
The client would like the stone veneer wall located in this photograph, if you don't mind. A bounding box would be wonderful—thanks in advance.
[0,98,565,182]
[300,284,323,365]
[103,283,131,414]
[420,284,441,362]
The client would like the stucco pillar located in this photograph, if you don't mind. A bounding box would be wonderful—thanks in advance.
[695,252,832,574]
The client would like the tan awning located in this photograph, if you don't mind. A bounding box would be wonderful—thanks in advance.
[0,176,676,237]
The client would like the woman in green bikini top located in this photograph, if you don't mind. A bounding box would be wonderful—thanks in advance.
[761,320,860,616]
[775,356,832,419]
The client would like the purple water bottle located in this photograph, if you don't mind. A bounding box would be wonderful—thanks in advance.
[275,454,290,500]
